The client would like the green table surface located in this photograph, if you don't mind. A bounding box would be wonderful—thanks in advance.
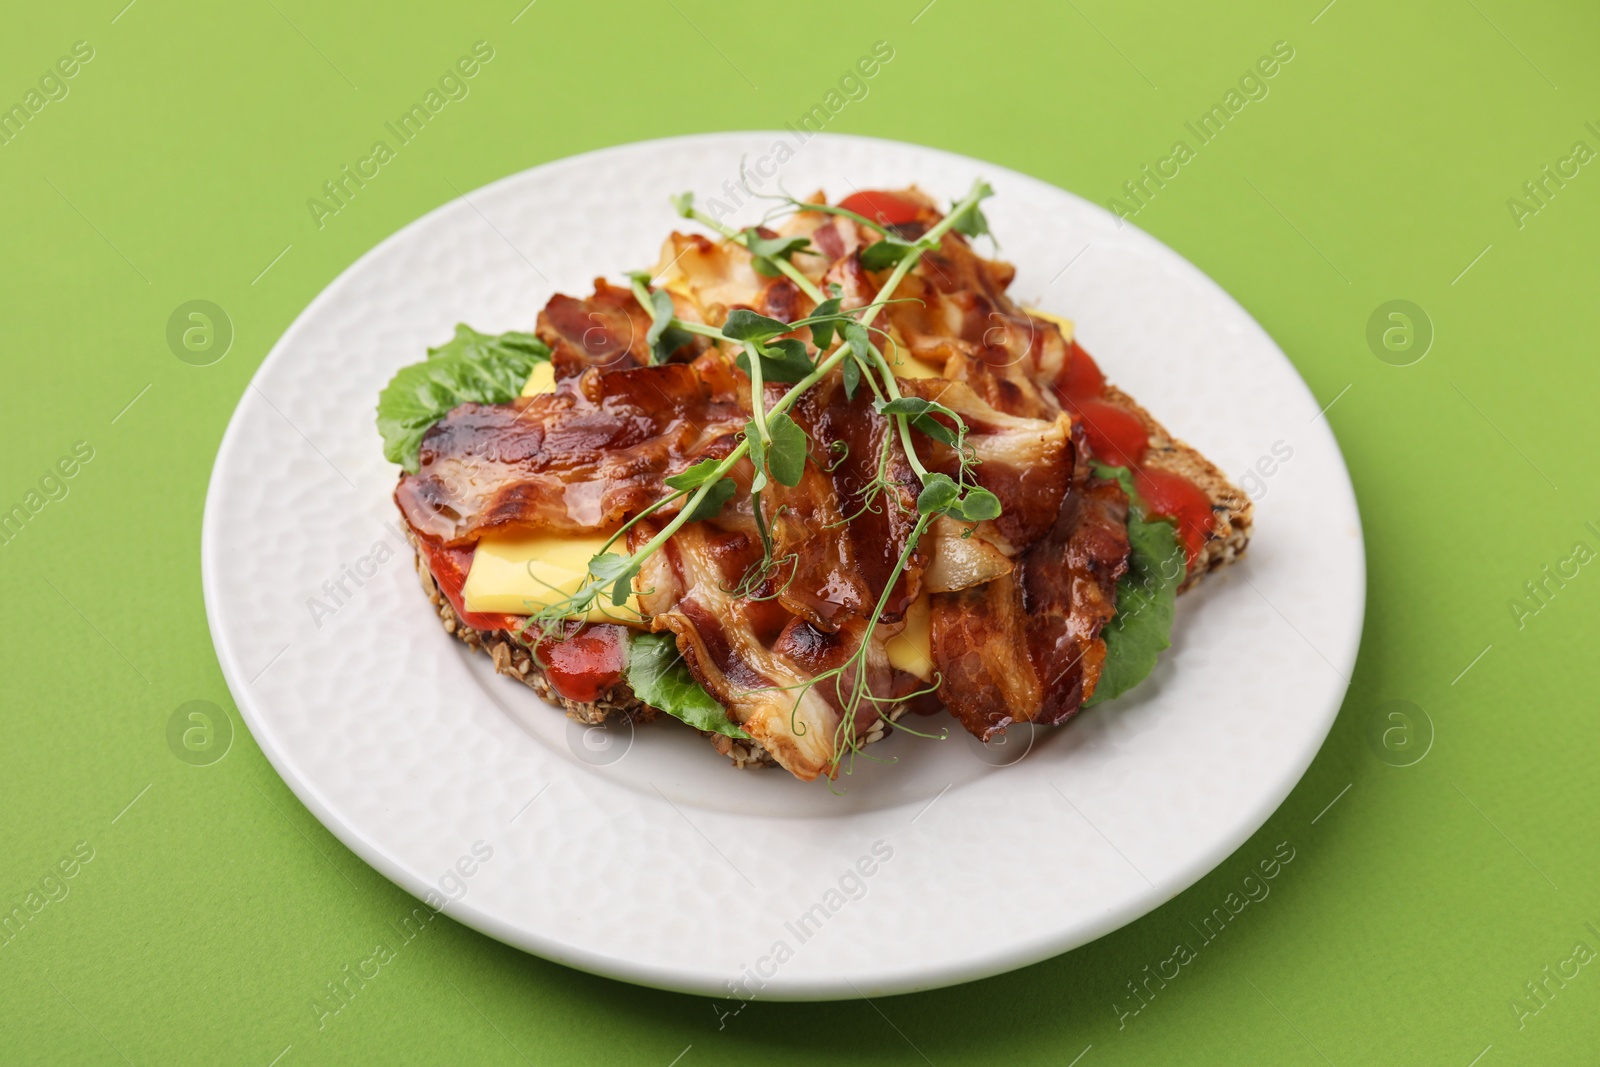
[4,0,1598,1063]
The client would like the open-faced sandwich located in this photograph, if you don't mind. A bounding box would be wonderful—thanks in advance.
[377,182,1251,782]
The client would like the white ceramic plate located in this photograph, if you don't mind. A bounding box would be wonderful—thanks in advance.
[203,133,1363,1000]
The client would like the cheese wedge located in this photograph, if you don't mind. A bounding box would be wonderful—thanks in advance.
[887,353,945,380]
[886,593,933,682]
[520,360,556,396]
[1026,307,1075,341]
[462,530,643,625]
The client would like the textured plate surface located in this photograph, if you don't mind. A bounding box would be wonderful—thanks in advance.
[201,132,1364,1000]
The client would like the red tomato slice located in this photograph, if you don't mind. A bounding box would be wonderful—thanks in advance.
[535,625,627,704]
[415,538,523,633]
[415,533,628,702]
[1134,469,1215,566]
[1057,341,1107,403]
[837,190,923,227]
[1075,400,1149,469]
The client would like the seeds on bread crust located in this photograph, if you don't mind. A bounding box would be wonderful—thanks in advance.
[410,541,782,765]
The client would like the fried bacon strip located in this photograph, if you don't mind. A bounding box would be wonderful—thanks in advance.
[777,378,923,625]
[929,431,1129,740]
[634,520,907,780]
[896,377,1072,554]
[395,360,745,545]
[536,278,712,378]
[536,278,655,378]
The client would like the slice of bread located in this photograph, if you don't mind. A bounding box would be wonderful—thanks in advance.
[1100,384,1253,592]
[407,531,788,769]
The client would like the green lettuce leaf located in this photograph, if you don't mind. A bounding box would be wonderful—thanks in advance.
[1085,463,1187,706]
[625,632,749,739]
[376,324,550,473]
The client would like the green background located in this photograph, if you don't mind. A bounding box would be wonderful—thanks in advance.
[3,0,1597,1063]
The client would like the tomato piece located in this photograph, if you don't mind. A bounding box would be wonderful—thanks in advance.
[536,624,628,703]
[1134,469,1215,566]
[837,190,923,227]
[415,534,628,701]
[1057,341,1106,403]
[1075,400,1149,469]
[415,537,524,633]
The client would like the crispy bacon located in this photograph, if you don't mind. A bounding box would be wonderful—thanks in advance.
[782,379,923,624]
[897,377,1073,553]
[395,361,745,544]
[930,427,1129,739]
[929,577,1042,740]
[537,278,708,379]
[629,377,1078,773]
[652,232,815,330]
[885,249,1075,419]
[634,520,909,780]
[634,521,837,772]
[536,278,653,378]
[1022,462,1129,724]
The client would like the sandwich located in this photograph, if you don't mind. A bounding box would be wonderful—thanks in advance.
[377,182,1252,782]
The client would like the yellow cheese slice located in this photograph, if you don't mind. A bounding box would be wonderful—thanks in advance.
[1025,307,1075,342]
[520,360,556,397]
[886,593,933,682]
[886,353,946,380]
[462,530,643,626]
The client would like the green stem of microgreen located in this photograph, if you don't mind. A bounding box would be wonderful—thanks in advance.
[822,510,933,777]
[895,417,931,482]
[744,342,770,447]
[772,255,826,303]
[856,351,887,402]
[627,275,653,310]
[789,200,895,238]
[682,205,736,239]
[770,344,850,418]
[675,319,726,340]
[871,513,929,624]
[594,485,690,557]
[766,251,826,303]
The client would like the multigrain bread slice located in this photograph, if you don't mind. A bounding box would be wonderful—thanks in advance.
[1099,384,1253,593]
[406,532,784,769]
[408,531,915,768]
[408,537,645,724]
